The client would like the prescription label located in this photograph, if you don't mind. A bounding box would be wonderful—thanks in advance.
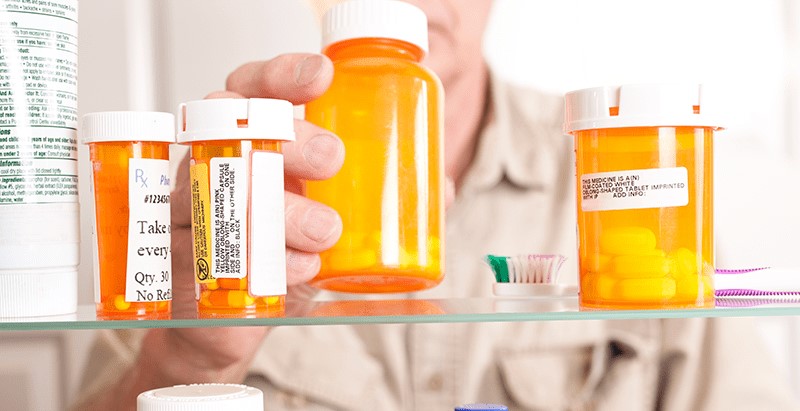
[249,151,287,297]
[190,162,213,283]
[125,158,172,302]
[581,167,688,212]
[210,157,248,279]
[0,0,79,205]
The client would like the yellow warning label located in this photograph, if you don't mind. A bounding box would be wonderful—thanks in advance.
[189,163,214,283]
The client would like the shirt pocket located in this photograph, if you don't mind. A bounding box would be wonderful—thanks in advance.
[252,326,393,411]
[497,346,599,411]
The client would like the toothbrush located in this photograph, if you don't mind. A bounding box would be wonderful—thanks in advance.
[484,254,576,297]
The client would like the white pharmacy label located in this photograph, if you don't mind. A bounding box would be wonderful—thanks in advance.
[125,159,172,302]
[249,151,287,297]
[0,0,79,204]
[210,157,248,279]
[581,167,689,212]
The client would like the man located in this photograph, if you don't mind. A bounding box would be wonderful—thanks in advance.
[73,1,798,410]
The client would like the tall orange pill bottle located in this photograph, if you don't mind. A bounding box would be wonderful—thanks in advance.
[178,98,293,317]
[565,84,722,309]
[306,0,445,293]
[82,112,175,319]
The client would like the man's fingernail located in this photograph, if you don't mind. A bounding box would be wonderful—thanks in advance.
[304,134,342,172]
[301,207,341,242]
[295,55,325,87]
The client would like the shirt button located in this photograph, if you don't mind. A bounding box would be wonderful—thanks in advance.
[426,373,444,391]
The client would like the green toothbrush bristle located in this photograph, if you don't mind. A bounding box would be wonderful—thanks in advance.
[484,254,510,283]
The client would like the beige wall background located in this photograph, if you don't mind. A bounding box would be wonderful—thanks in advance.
[3,1,799,409]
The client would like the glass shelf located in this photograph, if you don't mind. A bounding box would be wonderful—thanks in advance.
[2,296,800,331]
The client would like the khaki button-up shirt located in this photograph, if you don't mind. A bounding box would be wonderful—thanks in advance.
[73,77,799,411]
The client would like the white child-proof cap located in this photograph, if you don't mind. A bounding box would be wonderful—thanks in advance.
[177,98,295,143]
[137,384,263,411]
[80,111,176,144]
[563,84,724,133]
[321,0,429,55]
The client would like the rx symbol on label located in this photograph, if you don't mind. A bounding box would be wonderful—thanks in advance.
[135,169,148,188]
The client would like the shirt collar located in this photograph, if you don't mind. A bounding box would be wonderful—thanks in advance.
[460,74,568,195]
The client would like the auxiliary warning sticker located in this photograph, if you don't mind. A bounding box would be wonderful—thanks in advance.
[210,157,248,279]
[190,162,213,283]
[580,167,689,212]
[125,158,172,302]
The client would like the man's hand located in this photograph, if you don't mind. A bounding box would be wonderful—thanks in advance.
[172,53,343,308]
[83,54,343,411]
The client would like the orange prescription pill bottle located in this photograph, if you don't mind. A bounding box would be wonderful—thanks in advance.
[81,112,175,319]
[565,84,722,309]
[305,0,445,293]
[178,98,293,317]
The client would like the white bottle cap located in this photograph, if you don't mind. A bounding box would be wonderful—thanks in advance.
[564,84,724,133]
[177,98,295,143]
[80,111,176,144]
[137,384,263,411]
[322,0,429,55]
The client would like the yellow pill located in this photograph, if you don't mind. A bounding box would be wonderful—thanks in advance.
[612,254,670,278]
[218,278,247,290]
[614,278,676,301]
[328,248,377,271]
[580,272,614,299]
[600,226,657,255]
[668,248,698,278]
[113,295,131,311]
[676,274,713,299]
[205,280,219,290]
[399,247,415,267]
[367,231,384,248]
[198,290,255,308]
[644,249,666,257]
[427,236,441,255]
[424,237,442,267]
[226,290,256,308]
[596,275,618,300]
[583,253,612,273]
[265,296,281,305]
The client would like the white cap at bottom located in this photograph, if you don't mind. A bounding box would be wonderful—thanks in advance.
[138,384,263,411]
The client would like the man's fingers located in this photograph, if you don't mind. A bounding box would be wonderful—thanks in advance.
[171,155,192,228]
[445,176,456,210]
[226,54,333,105]
[285,191,342,252]
[286,248,321,286]
[204,90,244,100]
[283,120,344,181]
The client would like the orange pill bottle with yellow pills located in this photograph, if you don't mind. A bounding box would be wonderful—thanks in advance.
[565,84,722,309]
[305,0,445,293]
[178,99,294,317]
[82,112,175,319]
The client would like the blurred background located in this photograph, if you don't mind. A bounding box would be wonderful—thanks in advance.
[2,0,798,409]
